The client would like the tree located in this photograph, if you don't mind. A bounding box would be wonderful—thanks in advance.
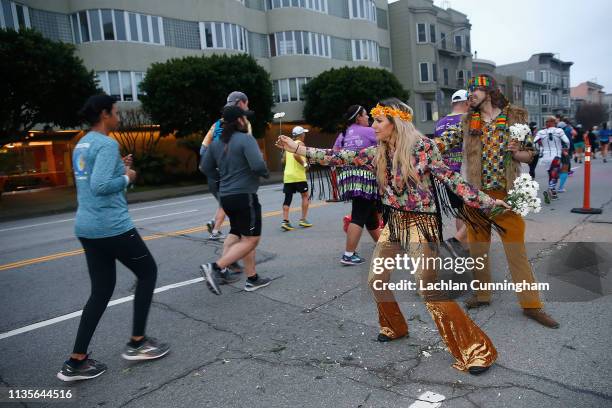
[140,54,274,139]
[0,29,98,144]
[575,102,607,130]
[302,66,410,133]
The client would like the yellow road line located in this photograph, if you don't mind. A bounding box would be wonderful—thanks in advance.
[0,202,329,272]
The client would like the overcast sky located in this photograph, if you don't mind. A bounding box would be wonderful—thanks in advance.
[388,0,612,92]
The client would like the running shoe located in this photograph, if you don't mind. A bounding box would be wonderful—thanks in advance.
[245,276,272,291]
[557,189,566,193]
[121,337,170,361]
[543,191,551,204]
[218,268,240,285]
[229,261,243,274]
[206,219,215,234]
[281,221,295,231]
[57,356,107,382]
[551,190,559,200]
[341,253,365,265]
[299,219,313,228]
[200,263,222,295]
[208,231,224,241]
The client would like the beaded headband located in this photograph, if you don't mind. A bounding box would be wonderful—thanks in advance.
[370,104,413,122]
[467,75,495,92]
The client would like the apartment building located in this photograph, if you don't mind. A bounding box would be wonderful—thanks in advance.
[496,53,573,127]
[388,0,473,135]
[2,0,391,122]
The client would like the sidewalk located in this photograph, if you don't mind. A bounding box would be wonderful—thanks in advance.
[0,172,284,222]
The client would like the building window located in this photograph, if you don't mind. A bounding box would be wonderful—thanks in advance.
[417,23,427,43]
[272,77,310,103]
[78,11,90,42]
[1,0,27,31]
[421,101,433,122]
[352,39,379,63]
[457,70,464,88]
[440,32,446,49]
[454,35,462,52]
[29,8,73,43]
[2,1,31,30]
[513,85,521,102]
[562,76,569,88]
[432,63,437,82]
[443,68,448,86]
[268,0,328,13]
[71,9,164,45]
[376,7,388,29]
[96,71,146,101]
[248,31,269,58]
[163,17,198,49]
[465,35,470,52]
[199,22,248,52]
[541,93,549,106]
[88,10,102,41]
[348,0,376,22]
[101,9,114,40]
[419,62,429,82]
[270,31,330,58]
[539,70,549,84]
[429,24,436,44]
[526,71,535,81]
[379,46,391,68]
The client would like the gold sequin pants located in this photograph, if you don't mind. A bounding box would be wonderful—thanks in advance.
[368,221,497,371]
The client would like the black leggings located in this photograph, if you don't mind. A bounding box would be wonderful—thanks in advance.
[73,229,157,354]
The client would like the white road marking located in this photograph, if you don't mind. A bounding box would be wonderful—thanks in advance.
[409,391,445,408]
[0,277,205,341]
[0,218,76,233]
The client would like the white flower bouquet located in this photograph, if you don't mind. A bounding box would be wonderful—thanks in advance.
[491,174,541,218]
[508,123,531,142]
[504,123,532,169]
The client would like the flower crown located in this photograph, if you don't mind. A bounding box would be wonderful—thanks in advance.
[370,104,413,122]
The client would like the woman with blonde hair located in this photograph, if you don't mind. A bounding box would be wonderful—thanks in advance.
[276,98,509,375]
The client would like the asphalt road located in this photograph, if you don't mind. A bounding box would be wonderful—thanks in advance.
[0,160,611,408]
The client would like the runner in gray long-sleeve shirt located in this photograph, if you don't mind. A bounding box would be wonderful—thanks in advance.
[200,106,272,294]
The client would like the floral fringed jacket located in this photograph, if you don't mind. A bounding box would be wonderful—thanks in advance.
[306,137,502,246]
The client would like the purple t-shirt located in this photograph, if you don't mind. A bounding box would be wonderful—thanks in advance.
[434,113,463,173]
[333,124,377,151]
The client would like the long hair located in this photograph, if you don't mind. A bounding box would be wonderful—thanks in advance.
[220,120,240,144]
[373,98,424,191]
[338,105,365,143]
[488,88,509,109]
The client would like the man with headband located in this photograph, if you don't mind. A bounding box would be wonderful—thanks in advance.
[435,74,559,329]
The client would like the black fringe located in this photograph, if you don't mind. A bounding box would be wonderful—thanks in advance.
[308,165,334,201]
[382,206,442,252]
[429,175,505,236]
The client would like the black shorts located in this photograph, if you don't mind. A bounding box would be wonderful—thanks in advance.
[351,197,379,230]
[283,181,308,194]
[220,193,262,237]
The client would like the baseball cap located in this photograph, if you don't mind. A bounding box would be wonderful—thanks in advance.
[451,89,469,102]
[222,105,254,123]
[225,91,248,107]
[292,126,309,137]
